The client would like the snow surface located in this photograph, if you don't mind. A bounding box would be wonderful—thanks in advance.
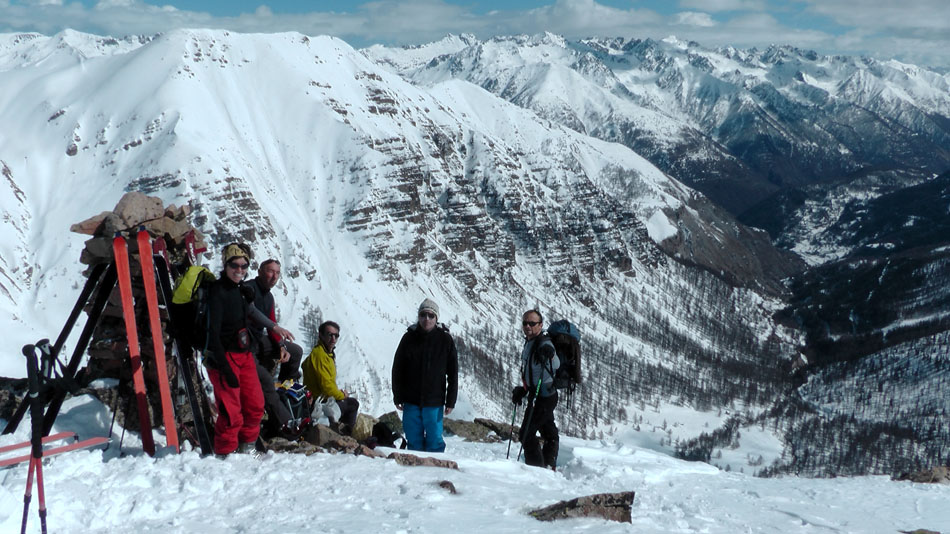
[2,395,947,533]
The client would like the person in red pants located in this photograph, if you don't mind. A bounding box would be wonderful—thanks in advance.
[205,243,265,456]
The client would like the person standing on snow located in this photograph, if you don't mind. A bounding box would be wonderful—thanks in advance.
[511,309,560,470]
[302,320,360,435]
[246,258,305,437]
[391,298,458,452]
[205,243,265,456]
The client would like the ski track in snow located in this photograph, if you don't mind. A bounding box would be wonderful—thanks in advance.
[2,398,948,533]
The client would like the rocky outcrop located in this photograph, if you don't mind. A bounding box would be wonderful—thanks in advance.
[896,466,950,484]
[529,491,635,523]
[388,451,459,470]
[68,192,210,440]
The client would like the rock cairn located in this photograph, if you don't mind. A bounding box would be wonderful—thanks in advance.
[70,191,210,434]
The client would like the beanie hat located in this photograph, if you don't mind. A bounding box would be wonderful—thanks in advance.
[223,243,251,265]
[418,298,439,318]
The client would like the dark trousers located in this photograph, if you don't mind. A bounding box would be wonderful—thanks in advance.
[257,337,303,382]
[337,397,360,429]
[256,339,303,426]
[520,392,559,468]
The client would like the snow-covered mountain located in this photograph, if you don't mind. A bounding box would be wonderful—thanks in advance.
[365,32,950,476]
[365,33,950,230]
[0,28,802,453]
[2,29,947,478]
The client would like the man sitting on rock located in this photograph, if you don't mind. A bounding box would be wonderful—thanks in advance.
[246,258,305,438]
[302,320,359,435]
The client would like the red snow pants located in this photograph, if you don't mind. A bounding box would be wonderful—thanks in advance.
[208,351,265,455]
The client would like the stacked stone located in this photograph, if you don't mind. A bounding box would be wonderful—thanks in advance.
[70,191,209,432]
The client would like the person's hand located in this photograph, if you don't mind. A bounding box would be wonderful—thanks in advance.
[272,325,295,342]
[534,344,555,364]
[220,361,239,388]
[278,346,290,364]
[445,407,453,415]
[511,386,527,405]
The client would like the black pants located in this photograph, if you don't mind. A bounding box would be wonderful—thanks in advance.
[520,392,559,468]
[258,338,303,382]
[337,397,360,430]
[255,340,303,426]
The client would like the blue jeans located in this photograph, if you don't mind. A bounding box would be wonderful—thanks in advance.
[402,404,445,452]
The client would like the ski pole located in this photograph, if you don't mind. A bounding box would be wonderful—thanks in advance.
[516,376,543,462]
[22,343,49,534]
[505,403,518,459]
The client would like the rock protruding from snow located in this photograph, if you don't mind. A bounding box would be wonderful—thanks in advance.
[388,452,460,470]
[528,491,635,523]
[896,466,950,484]
[68,191,211,442]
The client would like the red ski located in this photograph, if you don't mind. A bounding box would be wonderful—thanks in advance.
[0,432,74,455]
[137,228,179,453]
[0,436,110,468]
[153,235,171,269]
[113,233,156,456]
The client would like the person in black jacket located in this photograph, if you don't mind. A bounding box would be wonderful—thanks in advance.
[391,298,458,452]
[511,309,560,470]
[246,258,304,437]
[205,243,265,456]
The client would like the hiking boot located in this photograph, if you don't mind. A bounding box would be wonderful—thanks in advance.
[237,441,264,459]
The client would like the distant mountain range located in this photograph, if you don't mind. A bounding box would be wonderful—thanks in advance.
[1,29,947,476]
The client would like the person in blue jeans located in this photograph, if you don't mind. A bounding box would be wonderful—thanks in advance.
[391,298,458,452]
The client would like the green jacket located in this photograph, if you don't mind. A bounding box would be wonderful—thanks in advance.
[303,342,344,401]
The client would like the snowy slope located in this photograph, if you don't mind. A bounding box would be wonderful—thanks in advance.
[365,34,950,221]
[0,28,800,445]
[1,397,948,533]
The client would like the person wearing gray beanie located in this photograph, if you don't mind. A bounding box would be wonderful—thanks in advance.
[418,298,439,318]
[391,298,458,452]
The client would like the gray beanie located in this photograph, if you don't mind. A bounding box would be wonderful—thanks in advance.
[418,298,439,318]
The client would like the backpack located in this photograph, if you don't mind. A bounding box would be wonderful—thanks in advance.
[369,421,406,449]
[546,320,582,395]
[277,381,311,428]
[169,265,216,354]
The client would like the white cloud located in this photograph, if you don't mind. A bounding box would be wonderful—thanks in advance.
[679,0,765,12]
[799,0,950,32]
[674,11,716,28]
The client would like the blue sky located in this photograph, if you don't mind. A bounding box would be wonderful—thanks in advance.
[2,0,948,69]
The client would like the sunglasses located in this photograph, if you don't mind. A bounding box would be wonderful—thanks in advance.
[227,261,249,271]
[418,312,437,320]
[322,332,340,339]
[522,321,540,327]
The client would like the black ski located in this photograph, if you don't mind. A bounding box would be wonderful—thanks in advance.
[153,252,214,455]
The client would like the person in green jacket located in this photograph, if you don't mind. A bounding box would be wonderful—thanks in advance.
[302,321,359,435]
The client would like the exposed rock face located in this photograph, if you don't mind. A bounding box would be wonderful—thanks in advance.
[388,451,459,470]
[528,491,635,523]
[68,192,211,442]
[443,418,501,442]
[896,466,950,484]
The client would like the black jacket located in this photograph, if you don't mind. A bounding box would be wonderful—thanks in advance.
[392,324,458,409]
[207,276,251,363]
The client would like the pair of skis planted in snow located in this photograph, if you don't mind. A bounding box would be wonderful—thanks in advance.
[112,228,193,455]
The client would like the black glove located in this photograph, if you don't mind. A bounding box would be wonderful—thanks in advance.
[533,343,555,364]
[220,361,239,388]
[205,350,239,388]
[511,386,527,405]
